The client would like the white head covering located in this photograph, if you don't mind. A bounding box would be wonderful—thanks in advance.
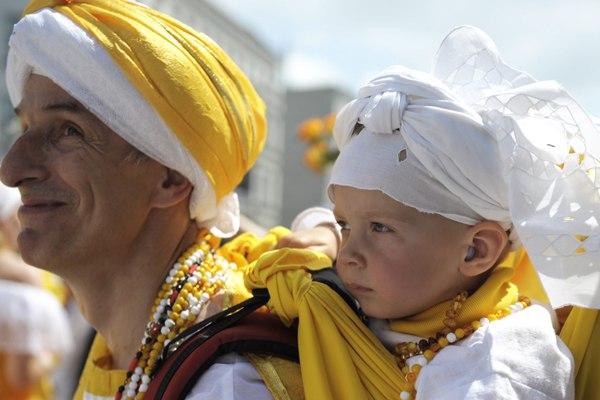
[330,26,600,308]
[5,8,240,237]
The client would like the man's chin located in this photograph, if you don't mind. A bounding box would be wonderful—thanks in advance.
[17,230,56,269]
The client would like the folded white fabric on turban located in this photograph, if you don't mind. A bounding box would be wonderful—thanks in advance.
[6,8,239,237]
[330,26,600,308]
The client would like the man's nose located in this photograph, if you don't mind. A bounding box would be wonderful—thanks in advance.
[0,132,48,188]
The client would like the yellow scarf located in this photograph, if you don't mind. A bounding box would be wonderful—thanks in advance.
[23,0,266,200]
[389,251,524,337]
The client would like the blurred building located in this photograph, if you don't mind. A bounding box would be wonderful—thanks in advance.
[143,0,286,228]
[0,1,29,155]
[281,87,351,226]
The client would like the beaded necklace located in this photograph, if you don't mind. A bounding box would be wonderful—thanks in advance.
[115,232,236,400]
[394,291,531,400]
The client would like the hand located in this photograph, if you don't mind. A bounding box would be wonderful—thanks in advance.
[276,225,340,261]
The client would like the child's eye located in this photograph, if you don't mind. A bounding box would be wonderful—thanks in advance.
[371,222,393,233]
[336,220,349,231]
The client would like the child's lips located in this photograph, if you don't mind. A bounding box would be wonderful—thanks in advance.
[345,282,372,293]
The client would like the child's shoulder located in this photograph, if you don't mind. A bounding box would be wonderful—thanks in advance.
[416,305,574,400]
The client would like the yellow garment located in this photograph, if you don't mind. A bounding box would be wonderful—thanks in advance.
[73,335,126,400]
[245,353,304,400]
[245,248,406,400]
[509,249,549,304]
[560,307,600,400]
[24,0,266,200]
[40,271,69,305]
[219,226,291,266]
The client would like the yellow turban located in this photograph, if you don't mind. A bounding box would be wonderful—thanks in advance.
[7,0,267,236]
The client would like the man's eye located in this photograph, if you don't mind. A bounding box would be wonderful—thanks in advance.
[371,222,393,233]
[64,124,83,137]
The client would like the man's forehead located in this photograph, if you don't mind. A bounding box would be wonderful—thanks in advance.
[16,74,89,116]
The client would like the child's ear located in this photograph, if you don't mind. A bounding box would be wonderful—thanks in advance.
[459,221,509,277]
[150,167,192,209]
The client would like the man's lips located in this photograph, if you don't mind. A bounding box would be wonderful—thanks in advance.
[19,199,67,214]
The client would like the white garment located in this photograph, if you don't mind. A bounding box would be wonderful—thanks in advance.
[185,353,273,400]
[329,26,600,308]
[291,206,337,232]
[80,354,272,400]
[6,8,239,237]
[371,305,574,400]
[0,279,73,356]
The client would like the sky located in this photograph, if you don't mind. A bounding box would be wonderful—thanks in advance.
[206,0,600,115]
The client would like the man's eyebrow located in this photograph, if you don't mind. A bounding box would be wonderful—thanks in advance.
[42,101,84,113]
[14,101,85,117]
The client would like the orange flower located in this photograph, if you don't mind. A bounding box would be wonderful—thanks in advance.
[303,143,327,173]
[323,113,336,134]
[297,117,325,141]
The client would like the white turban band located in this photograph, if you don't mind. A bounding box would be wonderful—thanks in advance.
[330,26,600,308]
[5,9,240,237]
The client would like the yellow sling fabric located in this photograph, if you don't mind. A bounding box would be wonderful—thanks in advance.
[560,307,600,400]
[245,248,407,400]
[23,0,266,201]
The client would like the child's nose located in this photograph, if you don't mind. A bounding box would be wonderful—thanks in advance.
[338,237,365,270]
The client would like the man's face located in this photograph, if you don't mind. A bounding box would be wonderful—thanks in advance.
[0,74,165,274]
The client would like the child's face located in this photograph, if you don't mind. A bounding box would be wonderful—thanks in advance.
[332,185,471,320]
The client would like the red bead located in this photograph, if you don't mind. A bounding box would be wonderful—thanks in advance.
[189,264,198,273]
[169,290,179,305]
[127,357,138,371]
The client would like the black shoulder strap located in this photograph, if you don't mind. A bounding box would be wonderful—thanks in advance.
[146,268,366,399]
[145,290,298,399]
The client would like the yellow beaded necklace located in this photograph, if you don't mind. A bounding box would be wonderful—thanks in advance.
[394,291,531,400]
[115,232,236,400]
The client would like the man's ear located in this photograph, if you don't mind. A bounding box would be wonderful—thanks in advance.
[459,221,509,277]
[150,168,192,209]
